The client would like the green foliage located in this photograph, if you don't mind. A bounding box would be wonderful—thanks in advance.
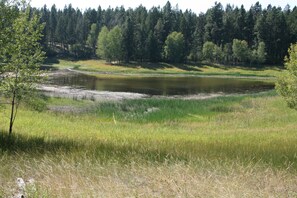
[164,31,185,63]
[256,42,267,64]
[202,41,216,62]
[97,26,123,62]
[222,43,233,63]
[35,2,297,65]
[96,26,110,60]
[232,39,250,63]
[122,17,134,62]
[69,44,92,59]
[213,45,223,63]
[0,1,18,64]
[146,31,159,62]
[0,2,45,134]
[255,6,289,64]
[276,44,297,110]
[86,23,98,55]
[25,93,48,112]
[204,2,224,45]
[107,26,123,62]
[251,42,266,65]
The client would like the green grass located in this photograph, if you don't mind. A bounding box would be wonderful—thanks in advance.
[49,59,282,78]
[1,91,297,166]
[1,91,297,196]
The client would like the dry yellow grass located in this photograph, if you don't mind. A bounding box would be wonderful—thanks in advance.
[1,158,297,197]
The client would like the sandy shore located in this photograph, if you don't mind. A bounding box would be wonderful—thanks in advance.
[39,85,149,102]
[39,84,226,102]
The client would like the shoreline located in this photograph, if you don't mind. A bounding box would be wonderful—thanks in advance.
[43,65,276,80]
[39,84,227,102]
[40,68,274,102]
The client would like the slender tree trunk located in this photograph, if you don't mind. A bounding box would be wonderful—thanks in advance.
[9,91,16,135]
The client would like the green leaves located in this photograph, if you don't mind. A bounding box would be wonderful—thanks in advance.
[0,1,45,134]
[164,32,185,63]
[232,39,250,63]
[86,23,98,55]
[96,26,109,60]
[276,44,297,110]
[202,41,216,62]
[96,26,123,63]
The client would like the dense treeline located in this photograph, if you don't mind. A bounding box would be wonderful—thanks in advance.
[36,1,297,65]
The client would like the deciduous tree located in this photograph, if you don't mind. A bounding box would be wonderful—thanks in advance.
[164,31,185,63]
[276,44,297,110]
[86,23,98,55]
[96,26,110,61]
[202,41,216,62]
[0,2,45,135]
[232,39,250,64]
[107,26,123,62]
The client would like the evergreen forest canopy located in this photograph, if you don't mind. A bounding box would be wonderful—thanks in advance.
[36,1,297,65]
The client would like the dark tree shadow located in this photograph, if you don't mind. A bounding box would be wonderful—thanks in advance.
[204,62,283,72]
[0,131,81,154]
[0,131,188,163]
[112,62,203,72]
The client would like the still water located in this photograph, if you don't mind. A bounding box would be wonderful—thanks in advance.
[50,72,274,96]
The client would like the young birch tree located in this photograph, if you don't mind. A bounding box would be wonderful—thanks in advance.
[0,3,45,135]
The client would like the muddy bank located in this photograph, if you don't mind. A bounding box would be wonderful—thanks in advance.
[39,85,225,102]
[39,85,149,102]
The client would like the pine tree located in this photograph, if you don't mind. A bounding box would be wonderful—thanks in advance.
[204,2,224,45]
[122,17,134,62]
[49,5,57,47]
[146,30,159,62]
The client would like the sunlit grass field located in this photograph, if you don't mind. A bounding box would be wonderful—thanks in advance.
[50,59,282,78]
[1,91,297,197]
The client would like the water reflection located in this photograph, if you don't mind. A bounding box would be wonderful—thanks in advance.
[50,72,274,96]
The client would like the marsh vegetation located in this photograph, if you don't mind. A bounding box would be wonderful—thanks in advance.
[1,88,297,196]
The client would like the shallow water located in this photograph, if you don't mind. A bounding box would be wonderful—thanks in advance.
[50,72,274,96]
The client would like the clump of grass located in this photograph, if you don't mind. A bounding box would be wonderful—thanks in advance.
[94,91,276,123]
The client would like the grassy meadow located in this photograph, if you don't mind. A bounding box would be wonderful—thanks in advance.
[1,89,297,197]
[48,59,282,78]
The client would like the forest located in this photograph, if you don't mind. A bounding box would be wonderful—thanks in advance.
[35,1,297,65]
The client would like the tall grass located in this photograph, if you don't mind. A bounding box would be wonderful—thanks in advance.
[1,92,297,196]
[0,91,296,166]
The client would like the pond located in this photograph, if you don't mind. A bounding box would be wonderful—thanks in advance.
[50,72,275,96]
